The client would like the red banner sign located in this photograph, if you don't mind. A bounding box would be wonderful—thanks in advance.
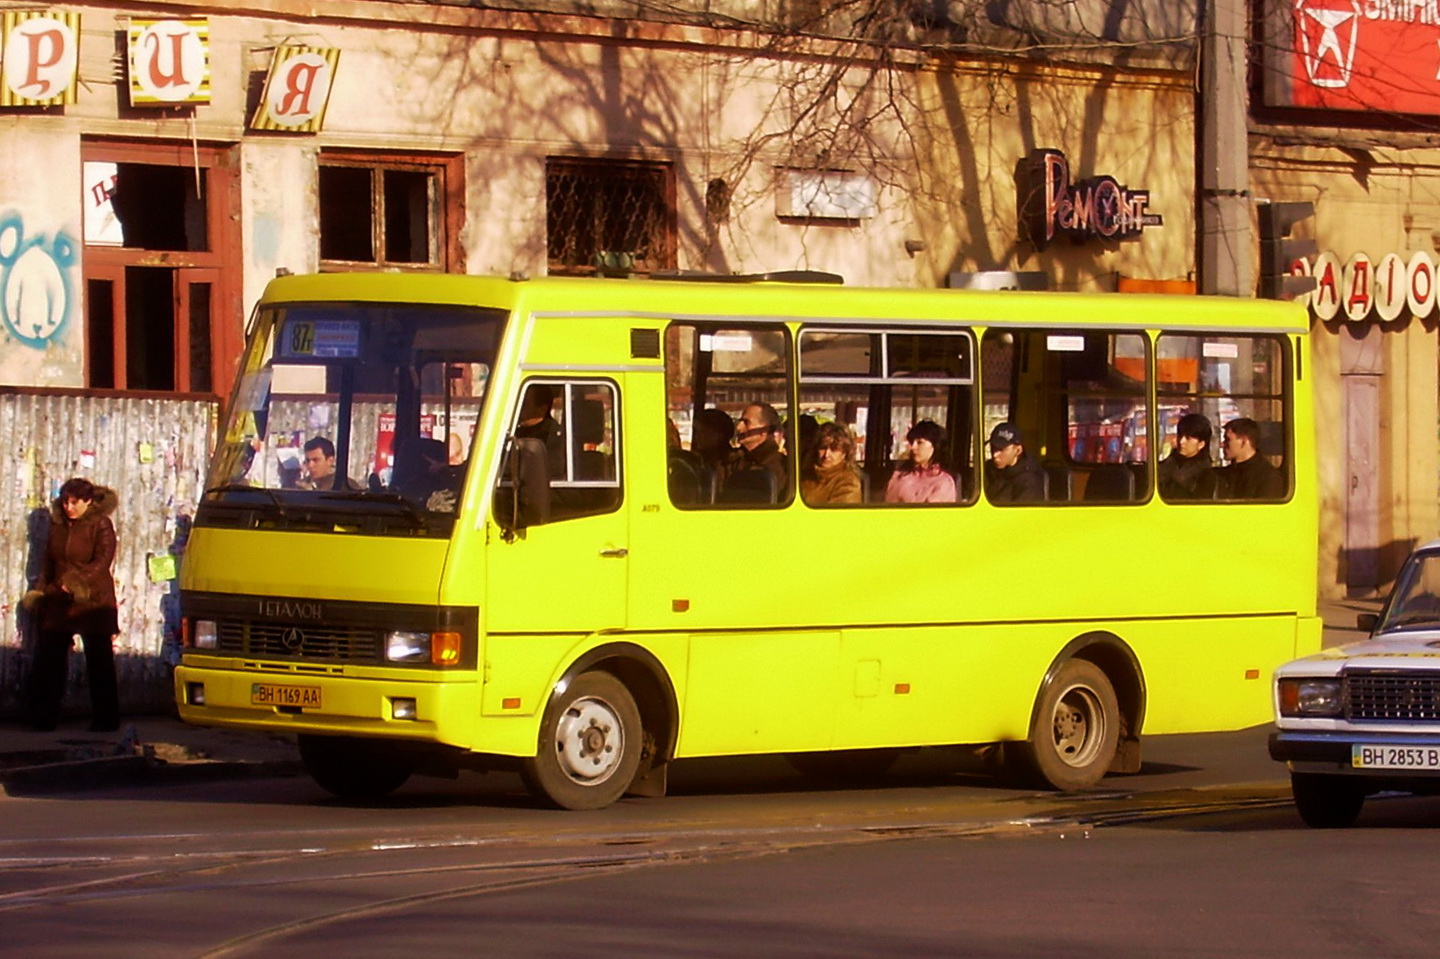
[1264,0,1440,115]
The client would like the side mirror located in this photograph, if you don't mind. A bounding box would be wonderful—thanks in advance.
[498,437,550,539]
[1357,612,1378,633]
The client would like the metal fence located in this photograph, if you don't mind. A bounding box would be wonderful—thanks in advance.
[0,392,216,718]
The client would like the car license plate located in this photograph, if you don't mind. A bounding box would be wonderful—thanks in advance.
[1351,744,1440,769]
[251,683,321,708]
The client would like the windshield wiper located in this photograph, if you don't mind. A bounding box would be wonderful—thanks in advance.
[318,490,429,527]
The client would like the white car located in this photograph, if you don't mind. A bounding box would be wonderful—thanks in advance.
[1270,540,1440,827]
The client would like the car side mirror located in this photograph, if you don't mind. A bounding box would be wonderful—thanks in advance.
[1357,612,1378,632]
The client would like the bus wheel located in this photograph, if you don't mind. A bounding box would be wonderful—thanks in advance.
[522,671,642,810]
[1017,659,1120,791]
[298,735,413,800]
[1290,773,1365,828]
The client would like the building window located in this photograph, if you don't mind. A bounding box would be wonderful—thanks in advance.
[318,152,462,271]
[546,157,676,276]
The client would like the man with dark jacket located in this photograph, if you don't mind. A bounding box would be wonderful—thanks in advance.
[1218,417,1286,500]
[985,422,1046,503]
[1159,412,1217,501]
[728,402,789,502]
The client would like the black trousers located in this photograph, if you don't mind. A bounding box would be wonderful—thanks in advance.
[28,629,119,729]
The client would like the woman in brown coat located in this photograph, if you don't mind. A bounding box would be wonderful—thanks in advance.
[24,478,120,732]
[800,422,863,506]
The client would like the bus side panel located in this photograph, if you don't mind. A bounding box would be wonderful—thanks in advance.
[825,615,1291,751]
[1131,614,1294,734]
[829,624,1047,749]
[676,631,840,756]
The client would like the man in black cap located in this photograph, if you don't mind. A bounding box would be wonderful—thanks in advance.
[985,421,1045,503]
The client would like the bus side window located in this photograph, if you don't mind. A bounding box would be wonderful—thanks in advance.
[797,327,976,507]
[1157,333,1290,503]
[665,322,793,509]
[981,328,1150,505]
[496,379,622,526]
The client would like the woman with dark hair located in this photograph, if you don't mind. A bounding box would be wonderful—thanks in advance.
[884,420,957,503]
[23,477,121,731]
[801,421,862,505]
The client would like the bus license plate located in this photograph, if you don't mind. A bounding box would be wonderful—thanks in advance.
[1351,745,1440,770]
[251,683,321,708]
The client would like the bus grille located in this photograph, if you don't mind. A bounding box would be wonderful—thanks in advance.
[1348,673,1440,721]
[216,621,381,663]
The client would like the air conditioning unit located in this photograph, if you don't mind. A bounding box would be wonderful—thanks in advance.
[775,169,877,220]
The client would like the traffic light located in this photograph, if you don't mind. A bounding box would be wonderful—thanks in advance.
[1258,201,1318,300]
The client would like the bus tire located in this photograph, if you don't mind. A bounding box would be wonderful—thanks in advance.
[1290,772,1365,828]
[298,735,413,800]
[522,671,642,811]
[1016,658,1120,791]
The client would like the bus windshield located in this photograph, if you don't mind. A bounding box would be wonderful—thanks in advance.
[202,301,504,535]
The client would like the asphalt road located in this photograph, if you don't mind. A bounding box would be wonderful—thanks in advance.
[10,721,1437,958]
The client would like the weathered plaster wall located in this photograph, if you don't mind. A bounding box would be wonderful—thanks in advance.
[0,119,84,386]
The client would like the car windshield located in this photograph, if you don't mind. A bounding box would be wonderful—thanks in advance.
[1377,550,1440,632]
[200,301,504,536]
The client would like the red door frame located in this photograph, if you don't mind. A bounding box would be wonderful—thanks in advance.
[80,139,243,397]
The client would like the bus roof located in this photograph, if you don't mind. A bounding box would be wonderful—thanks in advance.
[260,272,1310,334]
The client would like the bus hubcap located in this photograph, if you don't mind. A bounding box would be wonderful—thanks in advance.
[555,697,623,785]
[1052,686,1104,768]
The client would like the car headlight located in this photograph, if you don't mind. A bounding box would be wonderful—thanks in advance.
[1278,677,1344,717]
[386,630,431,663]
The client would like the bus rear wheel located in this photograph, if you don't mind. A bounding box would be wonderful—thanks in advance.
[298,735,413,800]
[1015,659,1120,791]
[522,671,642,810]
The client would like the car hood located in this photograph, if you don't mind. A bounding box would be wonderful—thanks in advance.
[1282,628,1440,671]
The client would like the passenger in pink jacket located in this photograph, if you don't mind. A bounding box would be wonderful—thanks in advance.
[884,420,957,503]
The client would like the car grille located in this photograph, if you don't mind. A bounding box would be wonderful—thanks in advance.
[216,621,381,663]
[1347,673,1440,721]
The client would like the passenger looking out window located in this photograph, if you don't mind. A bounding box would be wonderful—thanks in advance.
[885,420,957,504]
[984,422,1045,504]
[1158,413,1216,501]
[1218,417,1285,500]
[801,422,862,506]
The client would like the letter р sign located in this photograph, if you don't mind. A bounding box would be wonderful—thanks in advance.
[250,45,342,134]
[1262,0,1440,116]
[1,10,80,107]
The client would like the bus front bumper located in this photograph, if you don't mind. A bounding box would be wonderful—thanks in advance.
[174,662,482,749]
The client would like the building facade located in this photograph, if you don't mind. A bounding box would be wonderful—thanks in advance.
[25,0,1408,708]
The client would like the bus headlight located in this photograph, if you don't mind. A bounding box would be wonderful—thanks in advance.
[386,631,431,663]
[193,620,218,650]
[1278,678,1344,717]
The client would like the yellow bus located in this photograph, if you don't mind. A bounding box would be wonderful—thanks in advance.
[175,272,1320,809]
